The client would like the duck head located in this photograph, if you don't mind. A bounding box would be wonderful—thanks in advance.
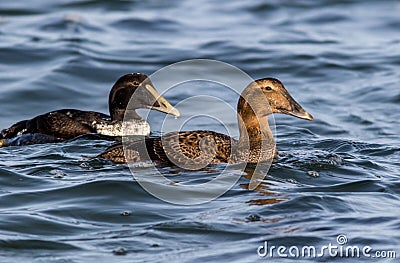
[109,73,180,121]
[238,78,313,121]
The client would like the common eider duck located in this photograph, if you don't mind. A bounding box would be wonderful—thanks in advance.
[96,78,313,166]
[0,73,180,147]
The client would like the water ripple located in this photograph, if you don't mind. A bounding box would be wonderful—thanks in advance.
[0,0,399,261]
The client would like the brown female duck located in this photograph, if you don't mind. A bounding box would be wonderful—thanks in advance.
[97,78,313,166]
[0,73,180,147]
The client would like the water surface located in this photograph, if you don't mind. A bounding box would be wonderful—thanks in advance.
[0,0,399,262]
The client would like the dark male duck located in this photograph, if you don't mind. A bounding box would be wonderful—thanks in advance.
[97,78,313,166]
[0,73,180,147]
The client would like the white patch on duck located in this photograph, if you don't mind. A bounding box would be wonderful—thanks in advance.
[17,129,27,136]
[94,119,151,136]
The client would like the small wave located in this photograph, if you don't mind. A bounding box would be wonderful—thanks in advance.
[279,149,343,170]
[0,239,79,250]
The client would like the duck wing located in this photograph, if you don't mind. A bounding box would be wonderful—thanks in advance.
[97,130,236,165]
[0,109,105,141]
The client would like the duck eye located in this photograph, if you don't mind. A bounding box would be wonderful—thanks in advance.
[265,86,272,91]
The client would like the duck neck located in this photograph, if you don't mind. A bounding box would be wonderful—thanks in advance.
[110,108,141,122]
[236,96,275,162]
[109,90,141,121]
[110,108,124,122]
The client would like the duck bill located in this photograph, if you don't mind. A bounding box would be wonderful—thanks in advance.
[286,106,314,121]
[279,90,313,121]
[144,84,180,117]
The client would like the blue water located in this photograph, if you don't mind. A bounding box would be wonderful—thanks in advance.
[0,0,399,262]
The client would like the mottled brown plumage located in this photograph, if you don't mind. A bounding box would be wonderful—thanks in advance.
[97,78,313,167]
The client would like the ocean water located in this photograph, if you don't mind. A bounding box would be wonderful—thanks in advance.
[0,0,399,262]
